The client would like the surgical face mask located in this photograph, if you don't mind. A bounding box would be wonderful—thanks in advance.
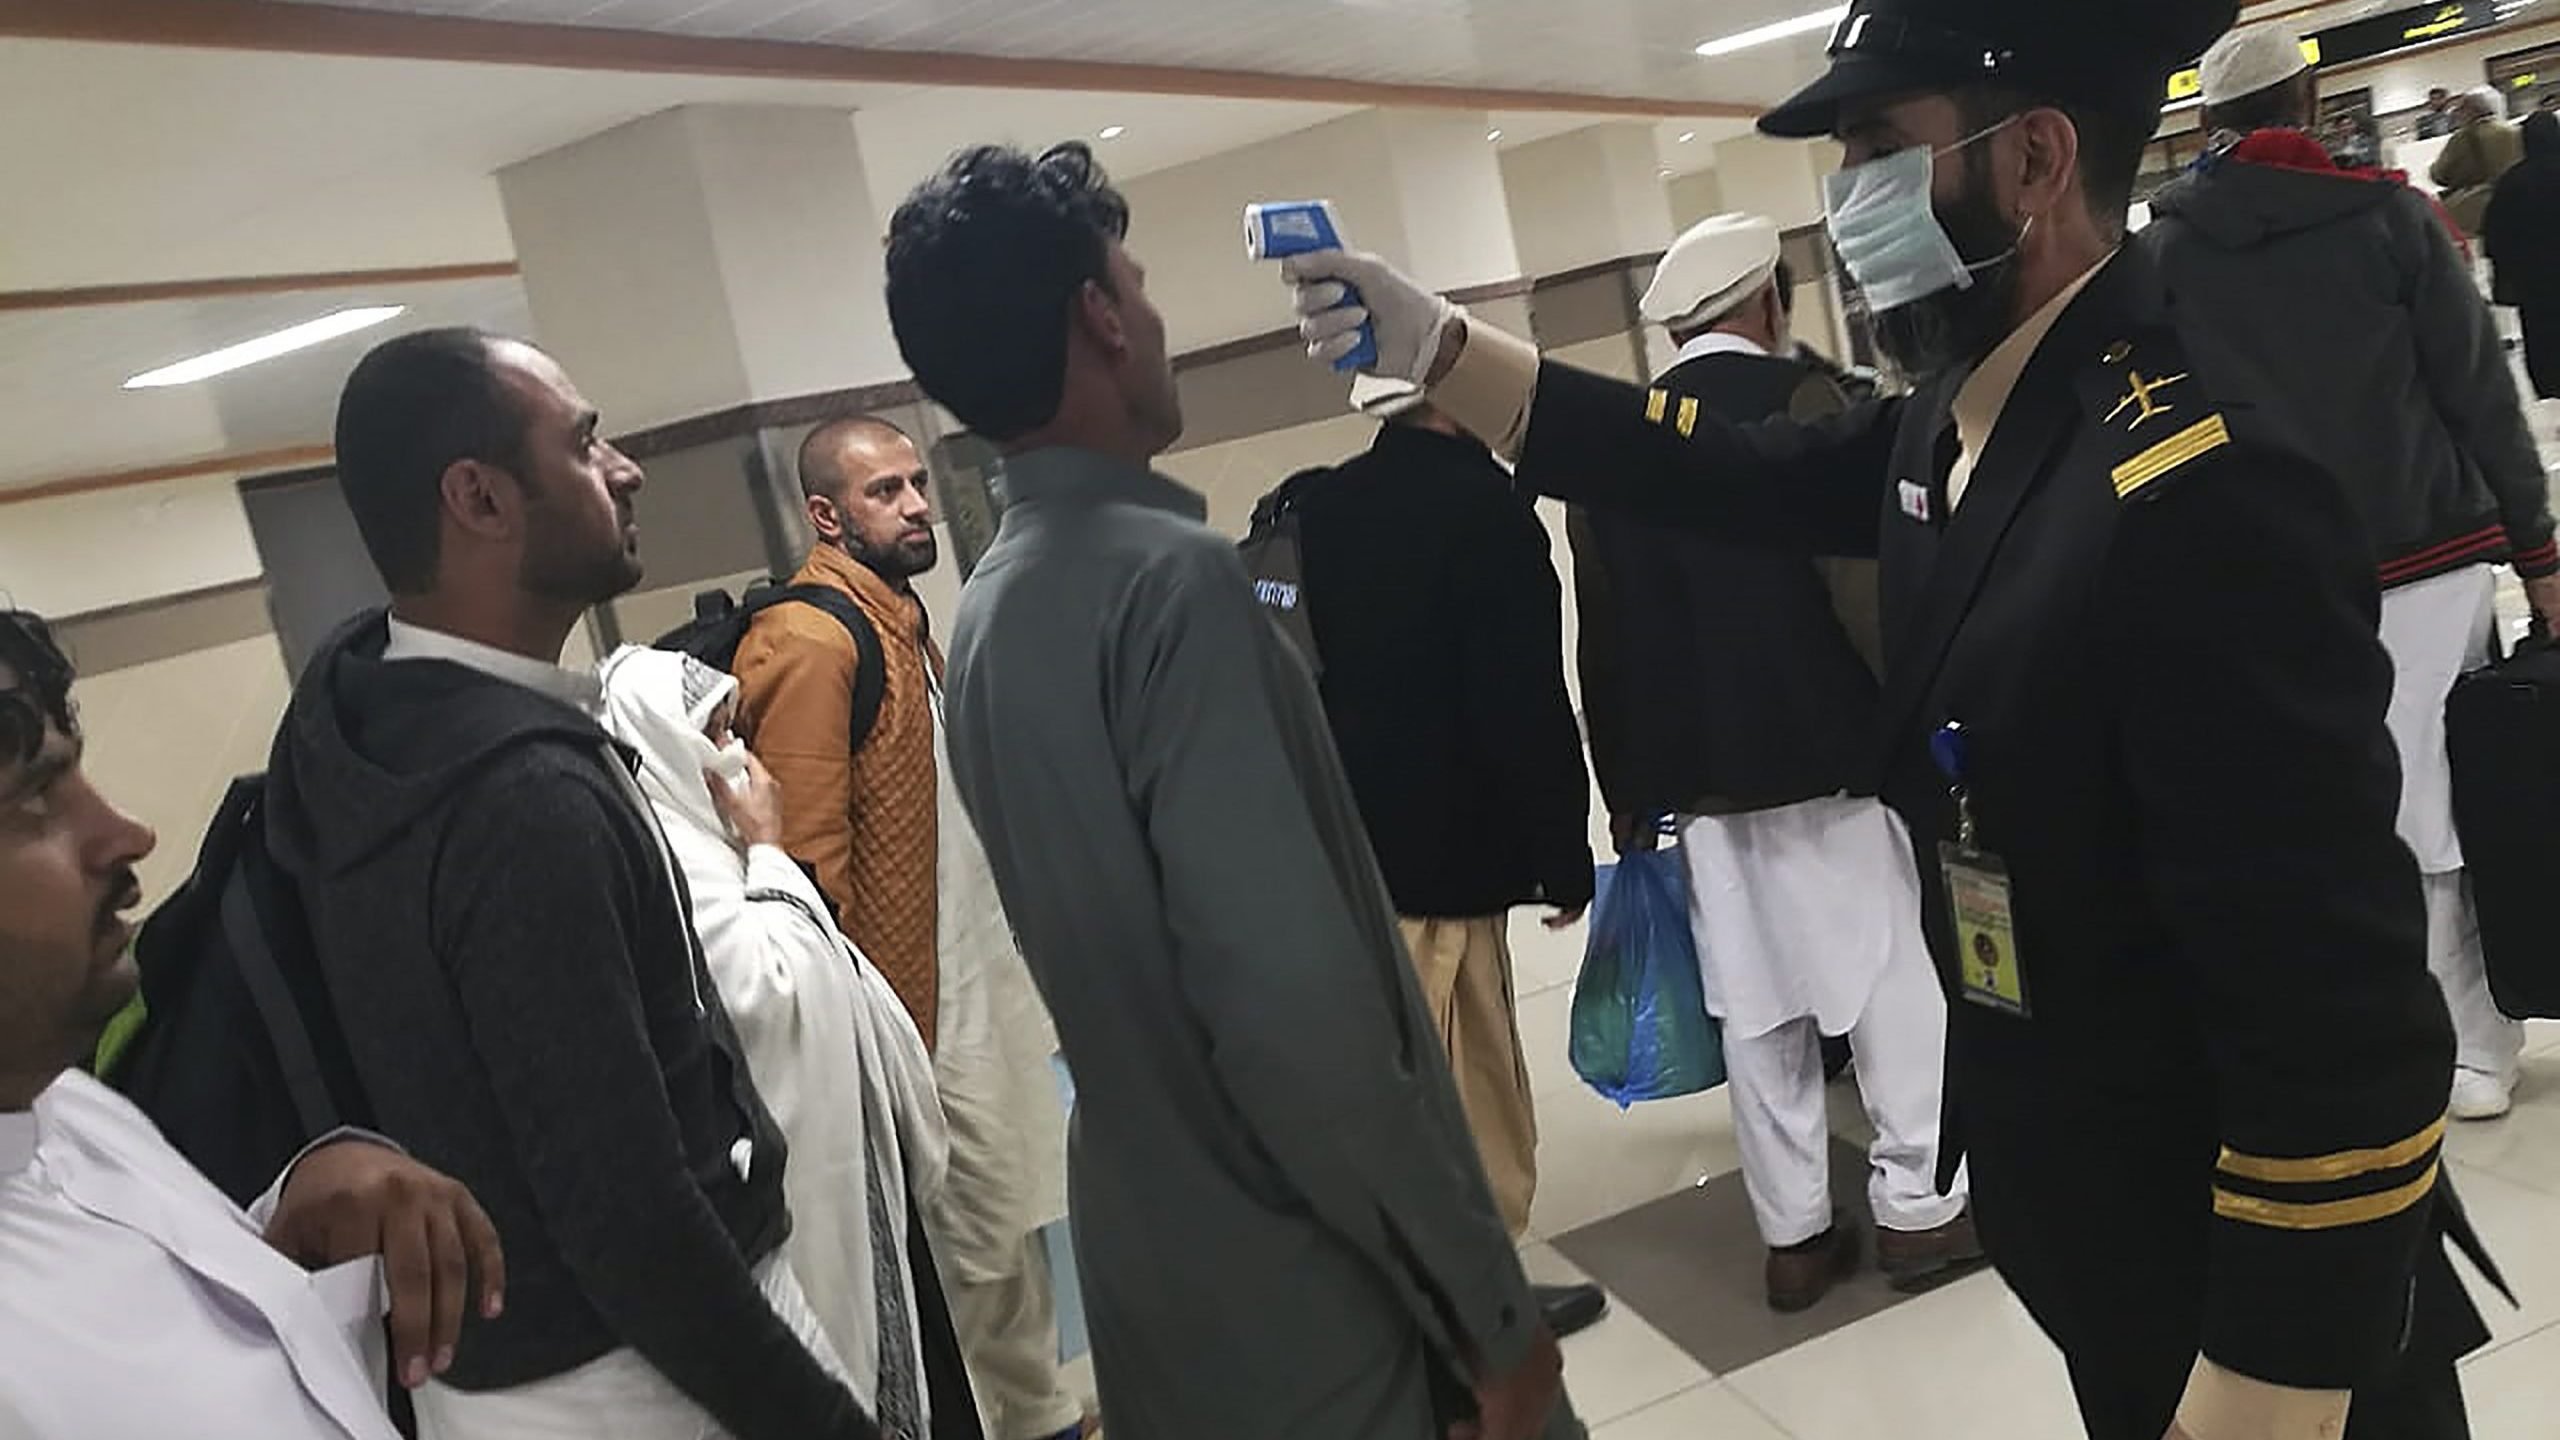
[1822,120,2019,316]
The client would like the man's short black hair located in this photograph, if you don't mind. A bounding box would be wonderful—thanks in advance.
[885,142,1131,442]
[2202,71,2317,139]
[0,610,75,771]
[1960,88,2158,242]
[797,415,916,501]
[333,327,530,595]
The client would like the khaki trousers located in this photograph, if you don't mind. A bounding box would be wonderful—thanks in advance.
[946,1235,1085,1440]
[1398,915,1539,1239]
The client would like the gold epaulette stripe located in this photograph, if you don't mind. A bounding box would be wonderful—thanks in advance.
[1645,389,1668,423]
[2217,1117,2446,1185]
[1676,396,1700,439]
[2112,414,2230,498]
[2213,1162,2439,1233]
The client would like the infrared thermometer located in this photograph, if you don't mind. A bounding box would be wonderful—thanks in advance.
[1245,200,1379,372]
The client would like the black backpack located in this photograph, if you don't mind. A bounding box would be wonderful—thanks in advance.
[104,775,371,1209]
[655,582,888,747]
[1239,470,1327,678]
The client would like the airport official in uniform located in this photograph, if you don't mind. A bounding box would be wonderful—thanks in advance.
[1282,2,2496,1437]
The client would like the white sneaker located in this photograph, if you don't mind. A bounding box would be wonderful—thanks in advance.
[2450,1068,2515,1122]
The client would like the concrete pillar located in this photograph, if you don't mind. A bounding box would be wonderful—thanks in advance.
[1498,123,1679,280]
[1708,133,1843,232]
[498,104,902,431]
[1119,107,1524,357]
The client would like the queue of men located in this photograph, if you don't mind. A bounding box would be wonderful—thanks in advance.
[4,0,2553,1437]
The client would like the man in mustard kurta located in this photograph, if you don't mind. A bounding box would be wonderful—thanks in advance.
[734,417,945,1045]
[735,418,1086,1440]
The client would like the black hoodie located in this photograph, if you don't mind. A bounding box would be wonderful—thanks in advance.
[266,611,871,1440]
[2145,140,2558,585]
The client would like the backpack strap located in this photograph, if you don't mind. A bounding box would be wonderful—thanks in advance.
[220,858,338,1142]
[756,584,890,750]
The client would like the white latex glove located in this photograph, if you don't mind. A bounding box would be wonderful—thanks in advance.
[1281,249,1460,386]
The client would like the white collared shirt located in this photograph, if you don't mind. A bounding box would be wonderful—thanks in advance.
[383,615,605,720]
[1669,330,1772,367]
[1945,253,2116,512]
[0,1072,396,1440]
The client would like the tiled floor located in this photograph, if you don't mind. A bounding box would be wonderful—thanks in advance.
[1498,908,2560,1440]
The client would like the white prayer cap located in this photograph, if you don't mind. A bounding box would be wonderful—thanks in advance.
[2467,85,2508,120]
[2198,23,2309,106]
[1640,213,1781,333]
[1350,373,1428,419]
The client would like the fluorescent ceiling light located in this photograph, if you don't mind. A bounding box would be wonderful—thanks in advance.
[1099,124,1126,139]
[1678,130,1698,143]
[125,306,406,390]
[1487,127,1504,140]
[1696,6,1849,57]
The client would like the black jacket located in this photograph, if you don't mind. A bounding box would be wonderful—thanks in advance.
[1569,347,1880,819]
[2146,142,2559,584]
[2485,114,2560,311]
[266,613,871,1440]
[1285,422,1594,918]
[1512,247,2483,1425]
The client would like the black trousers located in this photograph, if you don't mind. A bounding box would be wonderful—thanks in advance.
[2522,303,2560,400]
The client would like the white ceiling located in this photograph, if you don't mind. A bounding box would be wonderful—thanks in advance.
[273,0,1821,105]
[0,0,2533,496]
[0,277,531,488]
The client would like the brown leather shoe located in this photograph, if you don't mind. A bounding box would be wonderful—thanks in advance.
[1765,1218,1861,1313]
[1875,1211,1987,1294]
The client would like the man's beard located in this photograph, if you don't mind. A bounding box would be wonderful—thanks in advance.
[520,509,644,608]
[1867,170,2026,384]
[849,530,939,583]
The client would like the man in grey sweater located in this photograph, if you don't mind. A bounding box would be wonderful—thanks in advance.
[890,142,1576,1440]
[2147,23,2560,1122]
[266,329,879,1440]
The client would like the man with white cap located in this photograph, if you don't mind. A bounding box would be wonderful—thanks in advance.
[2148,21,2559,1123]
[1572,213,1978,1313]
[1247,378,1607,1341]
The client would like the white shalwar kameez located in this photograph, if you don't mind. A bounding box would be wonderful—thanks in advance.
[2379,565,2525,1085]
[1679,795,1963,1248]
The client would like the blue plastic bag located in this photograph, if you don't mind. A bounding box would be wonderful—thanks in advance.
[1569,847,1724,1107]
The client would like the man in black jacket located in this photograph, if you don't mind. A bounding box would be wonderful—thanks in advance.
[266,329,878,1440]
[1272,378,1603,1339]
[1573,212,1977,1314]
[1281,0,2494,1433]
[2148,21,2560,1121]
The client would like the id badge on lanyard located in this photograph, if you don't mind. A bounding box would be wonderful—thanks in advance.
[1933,722,2029,1017]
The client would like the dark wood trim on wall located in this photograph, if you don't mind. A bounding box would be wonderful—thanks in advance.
[0,444,337,508]
[0,262,519,313]
[51,578,273,675]
[10,273,1542,505]
[0,0,1755,118]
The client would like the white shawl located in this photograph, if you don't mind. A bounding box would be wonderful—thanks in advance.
[598,647,948,1433]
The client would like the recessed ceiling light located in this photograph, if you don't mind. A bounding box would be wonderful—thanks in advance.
[1099,124,1126,139]
[1659,167,1675,179]
[1696,6,1849,57]
[124,306,407,390]
[1487,128,1504,141]
[1678,130,1698,143]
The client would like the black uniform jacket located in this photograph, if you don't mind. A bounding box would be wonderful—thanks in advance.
[1512,245,2488,1404]
[1568,348,1881,820]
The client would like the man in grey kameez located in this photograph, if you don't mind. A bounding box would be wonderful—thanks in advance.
[883,143,1578,1440]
